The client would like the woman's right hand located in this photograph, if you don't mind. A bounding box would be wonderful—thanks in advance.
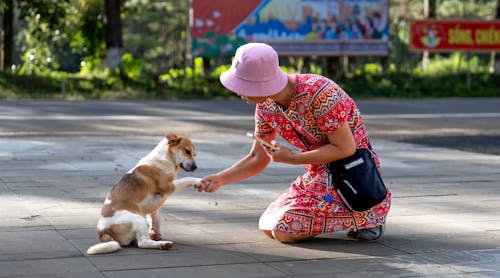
[195,174,224,193]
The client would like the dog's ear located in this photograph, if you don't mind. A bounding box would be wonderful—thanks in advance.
[166,134,182,146]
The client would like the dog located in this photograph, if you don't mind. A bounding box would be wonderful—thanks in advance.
[87,134,202,255]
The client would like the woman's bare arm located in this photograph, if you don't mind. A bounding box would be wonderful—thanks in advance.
[265,123,356,165]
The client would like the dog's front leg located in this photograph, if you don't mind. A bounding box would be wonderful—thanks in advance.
[148,210,162,240]
[172,177,202,194]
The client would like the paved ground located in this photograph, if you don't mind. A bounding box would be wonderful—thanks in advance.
[0,98,499,277]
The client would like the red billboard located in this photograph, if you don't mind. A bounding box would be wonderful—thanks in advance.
[191,0,389,57]
[410,19,500,52]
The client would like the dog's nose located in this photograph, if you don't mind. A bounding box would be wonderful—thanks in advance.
[181,162,198,172]
[189,163,198,172]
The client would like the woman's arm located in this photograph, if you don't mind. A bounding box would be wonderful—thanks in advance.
[217,136,273,184]
[266,123,356,165]
[196,134,274,192]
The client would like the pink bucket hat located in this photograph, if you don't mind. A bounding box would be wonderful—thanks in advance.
[220,43,288,97]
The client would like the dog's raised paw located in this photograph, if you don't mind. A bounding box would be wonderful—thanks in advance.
[173,177,203,193]
[192,178,202,185]
[160,241,173,250]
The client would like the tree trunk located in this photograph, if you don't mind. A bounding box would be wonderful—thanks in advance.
[104,0,124,70]
[428,0,436,17]
[326,56,340,77]
[1,0,14,71]
[493,0,500,72]
[497,0,500,19]
[422,0,436,70]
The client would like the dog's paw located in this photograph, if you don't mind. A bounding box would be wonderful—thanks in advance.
[182,177,202,185]
[149,231,163,241]
[191,178,202,185]
[160,241,173,250]
[173,177,203,193]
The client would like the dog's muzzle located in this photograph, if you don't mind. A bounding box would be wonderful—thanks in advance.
[181,162,198,172]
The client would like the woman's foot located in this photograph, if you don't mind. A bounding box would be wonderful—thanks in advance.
[262,230,314,243]
[347,225,384,242]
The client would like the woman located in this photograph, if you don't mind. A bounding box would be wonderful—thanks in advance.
[195,43,391,243]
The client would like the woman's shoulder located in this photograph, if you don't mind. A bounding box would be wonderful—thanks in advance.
[296,73,326,85]
[295,74,345,98]
[295,74,338,92]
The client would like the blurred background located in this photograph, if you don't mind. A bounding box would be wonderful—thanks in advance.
[0,0,499,99]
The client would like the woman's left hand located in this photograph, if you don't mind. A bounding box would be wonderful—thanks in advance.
[261,141,295,164]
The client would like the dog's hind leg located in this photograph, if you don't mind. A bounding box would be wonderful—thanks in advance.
[172,177,202,194]
[136,229,173,250]
[135,215,173,250]
[137,237,173,250]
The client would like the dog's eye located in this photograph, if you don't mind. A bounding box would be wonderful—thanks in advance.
[185,149,191,155]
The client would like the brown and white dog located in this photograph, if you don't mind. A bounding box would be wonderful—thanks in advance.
[87,134,201,255]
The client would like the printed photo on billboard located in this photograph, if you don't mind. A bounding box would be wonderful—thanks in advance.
[192,0,389,57]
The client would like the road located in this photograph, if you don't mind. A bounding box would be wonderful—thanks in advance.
[0,98,499,277]
[1,98,499,154]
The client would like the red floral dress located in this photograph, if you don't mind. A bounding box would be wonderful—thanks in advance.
[256,74,391,235]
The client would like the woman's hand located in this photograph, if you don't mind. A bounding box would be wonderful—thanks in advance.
[195,174,224,193]
[261,141,295,164]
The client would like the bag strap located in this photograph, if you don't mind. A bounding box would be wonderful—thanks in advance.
[292,128,312,151]
[274,100,312,151]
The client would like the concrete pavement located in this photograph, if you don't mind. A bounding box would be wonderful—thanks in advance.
[0,98,499,277]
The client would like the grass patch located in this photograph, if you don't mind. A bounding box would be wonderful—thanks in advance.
[1,70,499,100]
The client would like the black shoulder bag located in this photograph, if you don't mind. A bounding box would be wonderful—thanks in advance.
[293,129,388,212]
[327,148,388,212]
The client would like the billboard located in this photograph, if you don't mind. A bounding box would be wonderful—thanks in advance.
[410,20,500,52]
[191,0,389,57]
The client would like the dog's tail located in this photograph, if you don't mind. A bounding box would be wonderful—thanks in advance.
[86,241,121,255]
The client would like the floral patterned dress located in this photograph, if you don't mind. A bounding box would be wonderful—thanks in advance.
[256,74,391,235]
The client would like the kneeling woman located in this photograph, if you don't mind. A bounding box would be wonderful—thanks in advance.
[195,43,391,243]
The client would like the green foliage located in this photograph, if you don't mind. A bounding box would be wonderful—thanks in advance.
[67,0,105,69]
[359,63,381,75]
[2,62,499,100]
[15,0,72,72]
[123,0,189,73]
[335,71,500,99]
[309,63,324,75]
[156,57,233,98]
[412,52,491,75]
[122,53,145,80]
[210,64,231,79]
[2,0,500,100]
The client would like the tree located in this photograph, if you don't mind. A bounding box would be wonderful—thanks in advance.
[498,0,500,19]
[1,0,14,71]
[494,0,500,72]
[104,0,123,71]
[2,0,70,72]
[422,0,436,69]
[428,0,436,17]
[63,0,105,72]
[122,0,189,73]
